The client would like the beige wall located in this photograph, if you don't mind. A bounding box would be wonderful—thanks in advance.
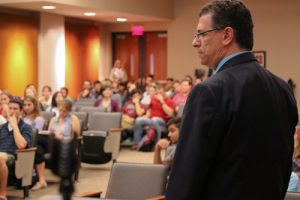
[108,0,300,108]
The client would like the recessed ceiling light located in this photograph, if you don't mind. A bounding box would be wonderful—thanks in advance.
[117,18,127,22]
[84,12,96,16]
[42,5,56,10]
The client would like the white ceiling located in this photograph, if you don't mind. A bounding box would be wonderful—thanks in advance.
[0,0,173,23]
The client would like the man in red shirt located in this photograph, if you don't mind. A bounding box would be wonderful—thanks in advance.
[132,84,174,149]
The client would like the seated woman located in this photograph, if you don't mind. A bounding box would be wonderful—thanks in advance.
[23,95,45,131]
[94,85,120,112]
[0,91,13,116]
[39,85,52,111]
[153,117,181,171]
[31,99,81,190]
[46,91,64,116]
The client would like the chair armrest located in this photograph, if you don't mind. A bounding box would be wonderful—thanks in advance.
[75,191,102,198]
[16,147,37,153]
[15,147,37,187]
[108,128,125,132]
[147,195,165,200]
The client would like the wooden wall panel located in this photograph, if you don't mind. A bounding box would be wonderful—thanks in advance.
[145,32,167,80]
[113,33,139,80]
[65,21,100,98]
[0,12,38,96]
[113,32,167,81]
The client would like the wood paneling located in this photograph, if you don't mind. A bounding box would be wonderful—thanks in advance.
[145,32,167,80]
[113,32,167,81]
[113,33,139,80]
[65,22,100,98]
[0,12,38,96]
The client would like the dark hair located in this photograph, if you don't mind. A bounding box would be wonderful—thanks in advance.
[167,78,174,82]
[194,69,205,79]
[181,78,193,86]
[185,75,193,83]
[130,89,142,97]
[42,85,52,93]
[93,80,101,85]
[10,98,24,110]
[167,117,182,129]
[60,87,69,96]
[147,74,154,79]
[51,91,62,108]
[199,0,253,50]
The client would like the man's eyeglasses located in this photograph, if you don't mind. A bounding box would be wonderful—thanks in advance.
[194,28,220,40]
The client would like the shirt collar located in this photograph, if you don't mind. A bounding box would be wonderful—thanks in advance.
[214,51,249,74]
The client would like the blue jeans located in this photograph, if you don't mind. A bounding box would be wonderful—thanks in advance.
[133,117,166,144]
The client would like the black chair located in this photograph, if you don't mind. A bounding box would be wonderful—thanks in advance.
[81,112,122,164]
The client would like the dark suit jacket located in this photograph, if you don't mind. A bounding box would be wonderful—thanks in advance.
[166,52,298,200]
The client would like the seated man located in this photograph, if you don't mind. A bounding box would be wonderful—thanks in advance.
[133,84,174,150]
[0,98,32,200]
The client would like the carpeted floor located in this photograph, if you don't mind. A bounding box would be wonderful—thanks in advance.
[6,148,155,200]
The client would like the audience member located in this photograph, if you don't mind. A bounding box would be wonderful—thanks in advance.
[39,85,52,111]
[140,83,157,107]
[109,59,128,82]
[165,78,174,98]
[172,79,192,112]
[121,89,145,129]
[153,117,181,171]
[47,91,64,116]
[77,80,92,100]
[23,84,38,99]
[288,172,299,192]
[170,80,181,98]
[194,68,206,85]
[133,84,174,150]
[31,99,80,191]
[94,85,120,112]
[60,87,74,103]
[90,80,102,99]
[0,99,32,199]
[0,92,13,117]
[23,95,45,131]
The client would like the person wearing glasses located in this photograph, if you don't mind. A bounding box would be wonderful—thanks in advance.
[166,1,298,200]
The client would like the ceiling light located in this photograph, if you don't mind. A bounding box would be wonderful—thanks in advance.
[42,5,56,10]
[117,18,127,22]
[84,12,96,16]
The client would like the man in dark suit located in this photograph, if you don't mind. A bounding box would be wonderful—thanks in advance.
[166,1,298,200]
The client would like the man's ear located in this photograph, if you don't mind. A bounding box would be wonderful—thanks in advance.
[222,27,234,46]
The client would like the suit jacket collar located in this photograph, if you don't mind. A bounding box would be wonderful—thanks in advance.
[217,52,257,73]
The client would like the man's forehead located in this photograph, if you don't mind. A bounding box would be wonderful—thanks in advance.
[9,103,20,108]
[197,13,214,30]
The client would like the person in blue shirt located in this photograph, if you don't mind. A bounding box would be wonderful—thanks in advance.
[288,172,299,192]
[0,98,32,200]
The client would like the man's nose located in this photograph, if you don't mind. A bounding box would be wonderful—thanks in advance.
[192,37,200,47]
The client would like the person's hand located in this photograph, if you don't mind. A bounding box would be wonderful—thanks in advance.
[132,96,140,104]
[82,89,89,97]
[155,139,170,150]
[8,115,18,129]
[2,104,9,118]
[155,94,164,104]
[54,130,63,139]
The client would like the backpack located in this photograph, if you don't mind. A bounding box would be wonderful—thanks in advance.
[137,125,156,152]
